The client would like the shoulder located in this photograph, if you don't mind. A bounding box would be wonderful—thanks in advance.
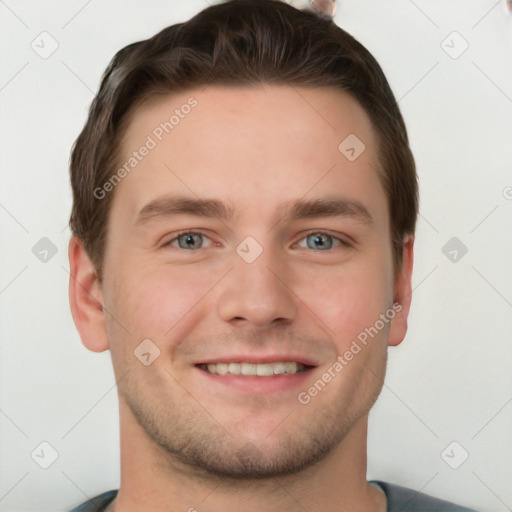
[68,490,118,512]
[370,480,477,512]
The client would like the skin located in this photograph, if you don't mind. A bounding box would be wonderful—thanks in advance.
[69,85,414,512]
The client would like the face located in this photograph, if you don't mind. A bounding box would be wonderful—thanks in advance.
[73,85,412,479]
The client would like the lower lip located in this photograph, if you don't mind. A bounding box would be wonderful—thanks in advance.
[195,365,315,394]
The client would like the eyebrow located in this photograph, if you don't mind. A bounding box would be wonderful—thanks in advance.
[135,195,373,226]
[284,197,374,226]
[136,196,235,225]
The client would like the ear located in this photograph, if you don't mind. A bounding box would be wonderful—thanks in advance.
[387,235,414,347]
[68,236,109,352]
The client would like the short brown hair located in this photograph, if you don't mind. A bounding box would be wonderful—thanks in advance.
[69,0,418,279]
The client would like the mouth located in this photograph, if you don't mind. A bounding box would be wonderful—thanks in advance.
[194,358,317,394]
[198,361,312,376]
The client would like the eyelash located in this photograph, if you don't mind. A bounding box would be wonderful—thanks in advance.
[161,230,351,251]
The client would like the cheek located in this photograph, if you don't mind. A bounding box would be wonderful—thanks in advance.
[104,263,219,350]
[297,258,392,346]
[139,274,196,330]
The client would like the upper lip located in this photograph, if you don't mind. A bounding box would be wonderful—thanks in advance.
[195,353,318,367]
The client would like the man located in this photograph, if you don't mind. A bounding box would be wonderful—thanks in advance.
[67,1,476,510]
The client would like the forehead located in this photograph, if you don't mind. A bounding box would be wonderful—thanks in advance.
[113,85,385,225]
[125,85,376,154]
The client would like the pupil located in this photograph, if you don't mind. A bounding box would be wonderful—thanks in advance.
[180,233,201,249]
[309,233,332,250]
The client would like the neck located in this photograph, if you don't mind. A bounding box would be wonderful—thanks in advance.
[111,404,386,512]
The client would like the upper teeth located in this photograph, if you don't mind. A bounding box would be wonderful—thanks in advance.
[203,362,306,376]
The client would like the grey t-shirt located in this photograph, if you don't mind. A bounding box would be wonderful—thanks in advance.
[69,481,477,511]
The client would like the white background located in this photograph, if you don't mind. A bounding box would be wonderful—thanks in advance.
[0,1,511,511]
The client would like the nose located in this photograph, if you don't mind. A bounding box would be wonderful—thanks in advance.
[216,244,298,329]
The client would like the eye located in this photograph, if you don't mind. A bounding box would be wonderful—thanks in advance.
[295,232,348,251]
[163,232,212,250]
[161,231,348,252]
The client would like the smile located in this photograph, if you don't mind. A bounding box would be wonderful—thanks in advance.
[200,361,309,376]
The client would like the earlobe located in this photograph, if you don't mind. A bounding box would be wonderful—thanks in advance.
[68,237,110,352]
[388,235,414,347]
